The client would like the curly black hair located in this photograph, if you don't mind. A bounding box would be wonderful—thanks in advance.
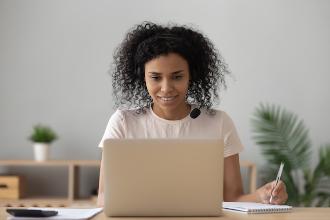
[111,21,230,110]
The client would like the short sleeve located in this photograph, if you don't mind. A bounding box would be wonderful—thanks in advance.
[98,110,126,148]
[221,112,244,157]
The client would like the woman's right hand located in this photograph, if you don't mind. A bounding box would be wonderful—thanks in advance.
[256,180,288,205]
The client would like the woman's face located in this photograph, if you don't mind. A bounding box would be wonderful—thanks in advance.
[144,53,190,120]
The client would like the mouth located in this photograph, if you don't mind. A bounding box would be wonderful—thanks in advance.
[157,95,178,103]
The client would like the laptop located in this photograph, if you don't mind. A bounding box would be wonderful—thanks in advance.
[103,139,224,217]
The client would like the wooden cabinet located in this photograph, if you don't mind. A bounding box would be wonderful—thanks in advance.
[0,160,100,207]
[0,176,24,199]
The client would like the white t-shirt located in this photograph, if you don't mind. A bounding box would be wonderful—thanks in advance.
[99,106,244,157]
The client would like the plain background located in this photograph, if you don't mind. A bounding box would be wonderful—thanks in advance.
[1,0,329,197]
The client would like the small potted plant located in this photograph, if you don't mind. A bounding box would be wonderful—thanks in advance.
[29,124,58,161]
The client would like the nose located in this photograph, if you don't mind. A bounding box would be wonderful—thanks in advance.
[160,79,174,93]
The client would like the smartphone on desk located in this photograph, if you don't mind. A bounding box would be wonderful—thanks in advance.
[6,208,58,217]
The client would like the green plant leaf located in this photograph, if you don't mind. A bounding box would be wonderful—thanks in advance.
[28,124,58,143]
[252,103,311,170]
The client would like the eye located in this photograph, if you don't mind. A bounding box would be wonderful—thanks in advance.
[174,75,183,80]
[150,75,160,81]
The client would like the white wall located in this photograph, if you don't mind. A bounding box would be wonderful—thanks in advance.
[1,0,329,196]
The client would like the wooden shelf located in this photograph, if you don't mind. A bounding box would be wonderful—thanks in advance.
[0,160,100,207]
[0,197,69,207]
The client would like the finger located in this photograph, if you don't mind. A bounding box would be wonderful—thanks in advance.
[269,195,280,204]
[272,197,282,205]
[268,181,277,198]
[269,196,273,204]
[270,189,288,204]
[272,181,285,196]
[268,181,277,189]
[271,180,278,187]
[269,186,281,204]
[277,187,289,205]
[265,182,277,203]
[272,195,287,205]
[262,197,271,204]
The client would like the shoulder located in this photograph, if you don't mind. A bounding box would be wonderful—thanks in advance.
[110,107,150,122]
[108,109,125,124]
[200,108,231,120]
[198,108,236,127]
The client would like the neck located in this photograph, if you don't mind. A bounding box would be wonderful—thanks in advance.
[152,103,191,120]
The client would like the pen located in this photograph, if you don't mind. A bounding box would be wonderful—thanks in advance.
[269,162,284,203]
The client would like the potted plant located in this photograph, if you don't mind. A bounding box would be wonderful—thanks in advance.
[252,103,330,206]
[29,124,58,161]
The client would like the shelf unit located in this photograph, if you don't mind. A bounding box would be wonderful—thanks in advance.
[0,160,100,207]
[0,159,256,207]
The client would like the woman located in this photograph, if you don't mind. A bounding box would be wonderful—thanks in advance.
[97,22,288,206]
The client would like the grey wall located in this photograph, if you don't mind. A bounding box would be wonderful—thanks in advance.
[1,0,329,196]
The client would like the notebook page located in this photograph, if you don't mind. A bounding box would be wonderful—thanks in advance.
[223,202,292,214]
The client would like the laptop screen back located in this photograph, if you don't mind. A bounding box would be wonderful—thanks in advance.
[103,139,224,217]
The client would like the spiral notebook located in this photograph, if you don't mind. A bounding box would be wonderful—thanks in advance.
[223,202,292,214]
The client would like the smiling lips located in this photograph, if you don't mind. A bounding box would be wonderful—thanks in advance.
[157,95,178,103]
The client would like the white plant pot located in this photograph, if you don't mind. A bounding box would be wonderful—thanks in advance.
[33,143,50,161]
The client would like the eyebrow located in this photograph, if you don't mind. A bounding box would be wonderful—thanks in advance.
[148,70,184,75]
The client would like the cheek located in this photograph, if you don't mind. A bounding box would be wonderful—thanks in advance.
[145,81,158,96]
[179,80,190,94]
